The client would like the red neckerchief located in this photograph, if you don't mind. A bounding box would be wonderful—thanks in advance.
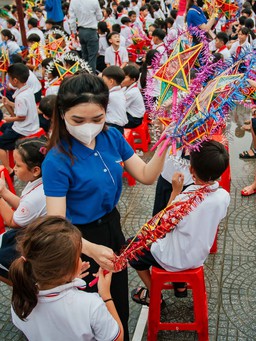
[236,45,242,59]
[114,50,122,66]
[216,45,227,53]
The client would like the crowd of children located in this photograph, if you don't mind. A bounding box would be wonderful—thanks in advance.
[0,0,255,340]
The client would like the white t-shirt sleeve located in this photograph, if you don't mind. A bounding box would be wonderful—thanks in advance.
[104,47,111,64]
[14,97,28,117]
[122,48,129,62]
[90,299,120,341]
[13,198,41,227]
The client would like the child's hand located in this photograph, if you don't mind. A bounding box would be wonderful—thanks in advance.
[97,267,112,300]
[2,96,10,106]
[3,115,11,123]
[0,172,7,195]
[172,172,184,195]
[77,261,90,279]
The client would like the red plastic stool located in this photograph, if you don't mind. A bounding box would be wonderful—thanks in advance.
[0,166,16,234]
[124,128,135,151]
[123,129,136,186]
[122,170,136,186]
[8,128,47,169]
[148,266,209,341]
[130,118,151,152]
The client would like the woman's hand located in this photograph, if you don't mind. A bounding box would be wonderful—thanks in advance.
[82,239,115,271]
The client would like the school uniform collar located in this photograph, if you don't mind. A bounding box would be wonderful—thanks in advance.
[186,181,219,192]
[21,177,43,197]
[110,45,120,53]
[123,82,138,93]
[109,85,122,93]
[12,84,29,99]
[38,278,87,302]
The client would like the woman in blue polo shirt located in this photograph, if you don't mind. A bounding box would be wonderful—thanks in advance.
[42,72,168,341]
[186,0,220,44]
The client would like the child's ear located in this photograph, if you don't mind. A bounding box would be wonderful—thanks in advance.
[32,166,41,178]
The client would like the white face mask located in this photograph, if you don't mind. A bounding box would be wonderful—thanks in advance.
[64,120,104,145]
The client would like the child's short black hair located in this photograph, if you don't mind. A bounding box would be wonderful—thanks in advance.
[107,31,120,44]
[241,8,252,16]
[42,57,53,69]
[11,54,24,64]
[39,95,56,119]
[170,9,177,19]
[28,17,38,27]
[245,17,254,29]
[7,18,16,26]
[102,65,125,85]
[152,28,166,40]
[238,15,247,25]
[111,24,121,33]
[216,32,228,45]
[190,140,229,182]
[123,65,140,81]
[128,10,136,16]
[238,26,249,35]
[8,63,29,83]
[27,33,41,43]
[45,19,55,25]
[165,17,174,27]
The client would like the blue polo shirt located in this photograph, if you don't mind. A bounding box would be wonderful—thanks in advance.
[42,128,134,224]
[186,5,207,28]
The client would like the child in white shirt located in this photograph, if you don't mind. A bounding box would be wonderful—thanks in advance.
[121,65,145,128]
[230,27,252,61]
[130,140,230,304]
[102,65,128,134]
[214,32,232,62]
[10,216,123,341]
[105,32,129,68]
[97,21,110,72]
[0,138,47,281]
[0,63,39,175]
[151,28,167,65]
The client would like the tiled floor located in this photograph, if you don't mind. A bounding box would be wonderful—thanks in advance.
[0,105,255,340]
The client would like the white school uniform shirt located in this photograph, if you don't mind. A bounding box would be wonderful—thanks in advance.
[123,83,145,118]
[26,27,45,45]
[27,70,42,94]
[12,278,120,341]
[98,33,108,56]
[147,67,161,97]
[229,40,252,59]
[106,85,128,126]
[4,40,21,56]
[152,42,167,65]
[10,27,22,46]
[12,84,39,136]
[161,148,193,185]
[13,178,46,227]
[45,77,60,96]
[120,25,132,47]
[105,45,129,66]
[151,182,230,272]
[131,4,140,16]
[215,45,232,62]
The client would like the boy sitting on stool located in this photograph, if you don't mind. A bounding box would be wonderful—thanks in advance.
[130,140,230,304]
[122,65,145,128]
[102,66,128,134]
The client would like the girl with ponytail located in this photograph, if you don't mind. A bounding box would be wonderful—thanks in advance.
[10,216,123,341]
[1,29,21,57]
